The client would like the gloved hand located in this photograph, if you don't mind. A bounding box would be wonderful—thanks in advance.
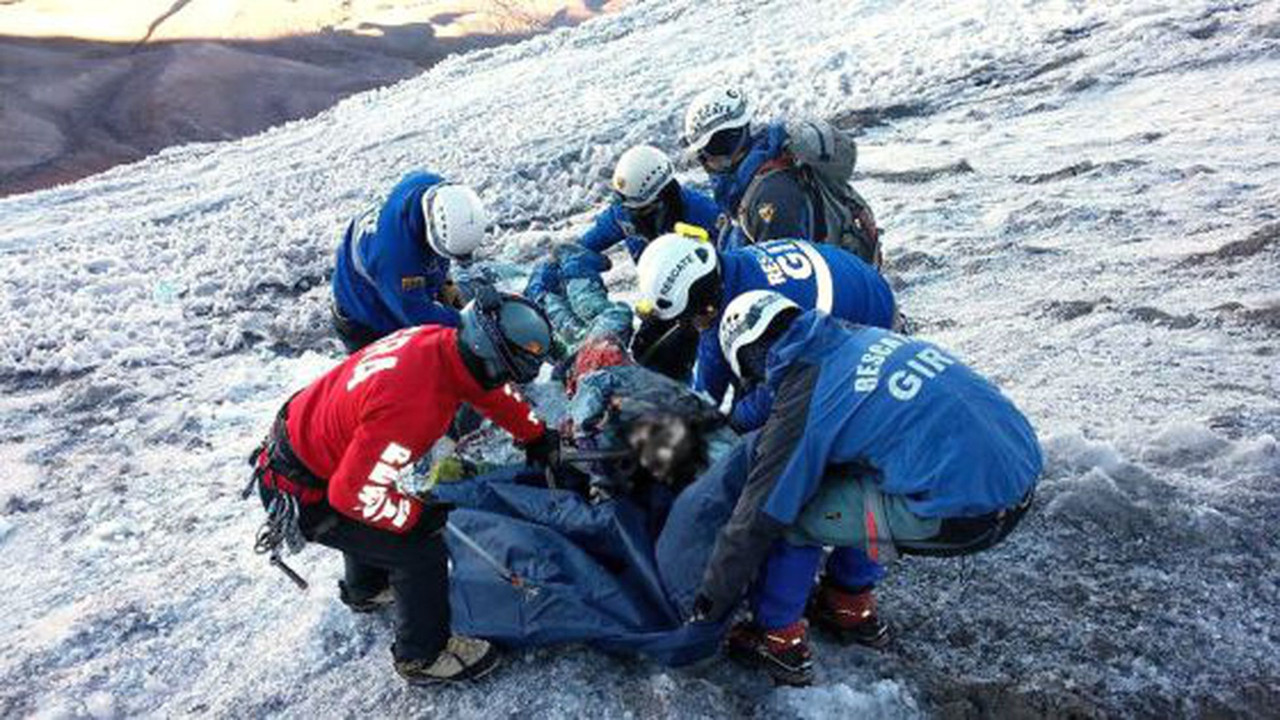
[408,500,454,539]
[524,259,563,302]
[522,428,561,470]
[437,280,464,309]
[427,456,487,485]
[588,483,615,505]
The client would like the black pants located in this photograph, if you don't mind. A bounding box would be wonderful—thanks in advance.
[331,301,384,355]
[896,490,1035,558]
[291,494,452,662]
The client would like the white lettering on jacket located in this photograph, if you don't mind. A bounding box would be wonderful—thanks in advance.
[347,328,418,391]
[853,334,909,393]
[853,336,956,400]
[356,441,415,528]
[887,347,957,401]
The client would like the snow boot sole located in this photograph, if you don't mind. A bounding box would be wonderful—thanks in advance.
[726,642,814,687]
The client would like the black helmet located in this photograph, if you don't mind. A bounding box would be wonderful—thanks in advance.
[737,171,814,244]
[458,288,553,387]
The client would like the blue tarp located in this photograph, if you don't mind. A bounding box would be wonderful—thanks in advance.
[435,438,752,667]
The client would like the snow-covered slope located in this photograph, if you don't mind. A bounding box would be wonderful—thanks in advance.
[2,0,1278,716]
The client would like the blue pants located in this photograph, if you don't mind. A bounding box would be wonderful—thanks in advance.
[749,541,885,630]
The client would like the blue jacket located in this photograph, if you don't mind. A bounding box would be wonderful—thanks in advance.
[710,123,789,215]
[580,185,721,262]
[692,239,896,409]
[331,171,461,334]
[697,311,1042,615]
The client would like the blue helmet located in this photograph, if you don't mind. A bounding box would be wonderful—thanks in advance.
[458,289,553,386]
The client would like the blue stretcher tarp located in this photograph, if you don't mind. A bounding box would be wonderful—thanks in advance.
[434,439,751,667]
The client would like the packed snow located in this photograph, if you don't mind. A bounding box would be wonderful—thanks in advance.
[1,0,1278,716]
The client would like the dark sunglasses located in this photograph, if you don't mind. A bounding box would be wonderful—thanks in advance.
[697,126,747,165]
[611,190,661,214]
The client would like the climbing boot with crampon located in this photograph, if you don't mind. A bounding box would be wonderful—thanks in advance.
[725,619,814,687]
[807,579,891,648]
[394,636,500,685]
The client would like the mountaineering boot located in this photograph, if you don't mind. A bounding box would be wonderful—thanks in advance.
[395,636,500,685]
[725,620,814,687]
[338,580,394,613]
[806,578,891,649]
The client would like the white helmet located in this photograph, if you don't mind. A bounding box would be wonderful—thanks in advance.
[719,290,801,379]
[636,232,719,321]
[683,86,751,153]
[612,145,674,209]
[422,184,488,259]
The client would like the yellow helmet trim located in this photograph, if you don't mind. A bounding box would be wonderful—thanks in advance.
[673,222,710,243]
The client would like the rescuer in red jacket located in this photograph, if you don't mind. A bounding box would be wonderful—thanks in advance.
[250,290,558,684]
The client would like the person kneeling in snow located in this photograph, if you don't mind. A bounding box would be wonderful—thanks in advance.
[577,145,722,379]
[330,171,492,353]
[247,291,560,684]
[689,292,1042,686]
[581,144,722,263]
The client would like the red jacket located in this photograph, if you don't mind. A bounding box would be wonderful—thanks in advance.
[286,325,545,533]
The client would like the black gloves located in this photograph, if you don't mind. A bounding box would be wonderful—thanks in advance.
[523,427,562,471]
[409,500,454,539]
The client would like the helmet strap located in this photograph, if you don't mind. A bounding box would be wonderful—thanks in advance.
[456,330,504,390]
[738,306,800,384]
[738,341,771,386]
[730,125,752,162]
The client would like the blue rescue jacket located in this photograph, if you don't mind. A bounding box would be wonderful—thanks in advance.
[331,171,461,334]
[692,239,896,409]
[767,312,1042,520]
[580,185,721,262]
[694,311,1042,616]
[709,123,789,215]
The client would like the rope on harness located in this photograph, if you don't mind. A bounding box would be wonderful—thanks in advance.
[249,480,310,591]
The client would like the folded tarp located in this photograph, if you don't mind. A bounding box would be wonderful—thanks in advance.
[435,438,751,667]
